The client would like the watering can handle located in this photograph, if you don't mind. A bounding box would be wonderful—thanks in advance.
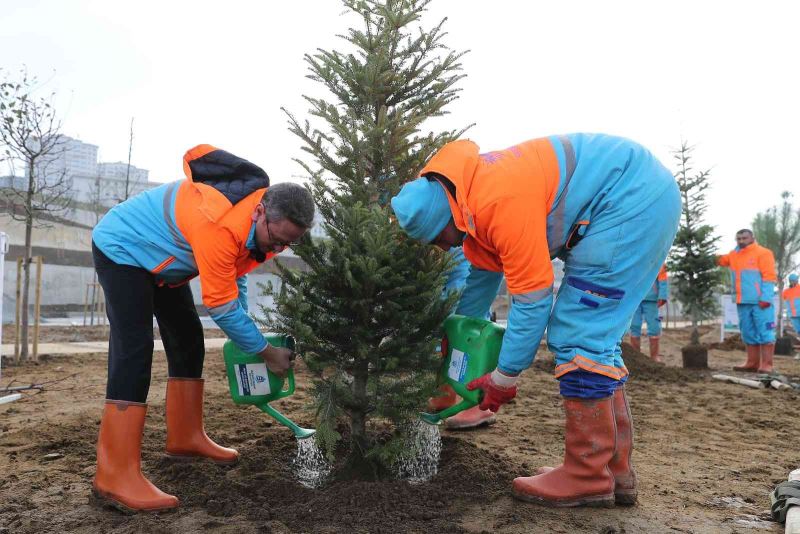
[278,368,296,399]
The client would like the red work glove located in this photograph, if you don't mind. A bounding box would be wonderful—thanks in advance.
[758,301,771,309]
[466,371,517,413]
[657,299,667,308]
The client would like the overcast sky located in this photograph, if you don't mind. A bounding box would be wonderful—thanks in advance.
[2,0,798,251]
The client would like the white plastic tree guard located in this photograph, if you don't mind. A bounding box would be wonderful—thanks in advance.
[0,231,17,405]
[787,469,800,533]
[0,231,6,371]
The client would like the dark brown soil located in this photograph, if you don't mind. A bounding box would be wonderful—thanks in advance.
[682,344,709,369]
[2,328,798,533]
[775,336,794,356]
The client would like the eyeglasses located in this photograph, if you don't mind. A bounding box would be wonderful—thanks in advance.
[265,217,303,248]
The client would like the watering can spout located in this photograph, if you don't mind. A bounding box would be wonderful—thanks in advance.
[419,412,442,425]
[419,397,477,426]
[258,403,316,440]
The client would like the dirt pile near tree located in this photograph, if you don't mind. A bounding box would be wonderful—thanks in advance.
[533,342,705,383]
[708,333,746,352]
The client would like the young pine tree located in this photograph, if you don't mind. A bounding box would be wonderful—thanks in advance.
[261,0,469,478]
[667,141,721,344]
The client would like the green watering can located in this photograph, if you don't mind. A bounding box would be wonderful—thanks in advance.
[223,336,315,440]
[420,314,506,425]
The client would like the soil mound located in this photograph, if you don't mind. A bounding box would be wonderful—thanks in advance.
[621,342,705,382]
[533,343,704,384]
[708,333,745,352]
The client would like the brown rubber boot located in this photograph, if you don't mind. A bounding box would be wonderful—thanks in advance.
[534,389,635,504]
[165,378,239,464]
[92,400,179,512]
[649,336,662,363]
[513,396,615,507]
[427,383,458,412]
[758,343,775,373]
[630,336,641,353]
[607,388,637,504]
[734,345,761,371]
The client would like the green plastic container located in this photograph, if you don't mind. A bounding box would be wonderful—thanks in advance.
[224,336,315,439]
[420,314,506,425]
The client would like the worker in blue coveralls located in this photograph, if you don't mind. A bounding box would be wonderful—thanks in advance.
[628,264,668,362]
[784,273,800,335]
[391,133,680,508]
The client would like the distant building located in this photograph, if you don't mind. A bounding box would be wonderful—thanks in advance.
[98,161,149,184]
[27,135,157,209]
[36,136,99,179]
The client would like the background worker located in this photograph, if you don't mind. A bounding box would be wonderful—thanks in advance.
[783,273,800,335]
[392,133,680,508]
[629,264,668,362]
[718,229,777,373]
[90,144,315,512]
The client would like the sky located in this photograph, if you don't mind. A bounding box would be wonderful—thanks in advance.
[1,0,798,251]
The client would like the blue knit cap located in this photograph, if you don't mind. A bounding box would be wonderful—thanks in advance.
[790,273,799,283]
[390,177,452,243]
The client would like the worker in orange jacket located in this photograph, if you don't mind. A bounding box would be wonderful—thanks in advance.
[784,273,800,334]
[718,229,777,373]
[90,145,315,512]
[629,264,668,362]
[392,133,680,507]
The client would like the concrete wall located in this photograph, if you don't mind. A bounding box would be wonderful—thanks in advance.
[2,260,282,324]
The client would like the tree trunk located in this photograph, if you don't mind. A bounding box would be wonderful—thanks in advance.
[347,358,372,478]
[690,321,700,345]
[20,161,34,360]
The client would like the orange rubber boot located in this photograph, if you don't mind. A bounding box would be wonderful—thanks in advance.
[444,405,497,430]
[92,400,179,512]
[649,336,662,363]
[734,345,761,371]
[758,343,775,373]
[427,383,458,412]
[630,336,641,353]
[165,378,239,464]
[513,396,615,507]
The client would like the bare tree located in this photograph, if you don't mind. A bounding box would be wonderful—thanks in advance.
[124,117,134,201]
[0,68,72,361]
[752,191,800,336]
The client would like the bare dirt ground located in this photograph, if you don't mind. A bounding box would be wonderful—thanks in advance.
[2,324,225,344]
[2,326,799,533]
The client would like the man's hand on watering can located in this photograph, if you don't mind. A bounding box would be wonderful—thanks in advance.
[466,369,518,413]
[259,345,295,377]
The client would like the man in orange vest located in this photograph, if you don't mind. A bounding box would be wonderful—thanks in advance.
[392,133,680,507]
[629,264,668,362]
[784,273,800,335]
[718,229,777,373]
[90,145,315,512]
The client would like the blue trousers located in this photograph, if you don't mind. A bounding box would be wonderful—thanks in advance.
[629,300,662,337]
[550,183,681,398]
[737,303,776,345]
